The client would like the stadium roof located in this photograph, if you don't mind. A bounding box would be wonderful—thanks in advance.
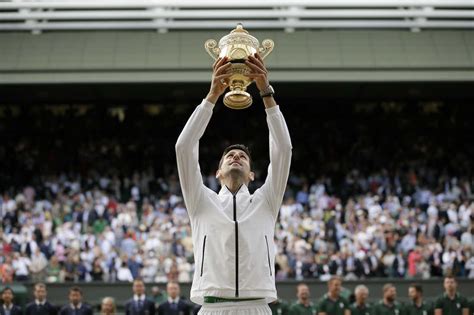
[0,0,473,33]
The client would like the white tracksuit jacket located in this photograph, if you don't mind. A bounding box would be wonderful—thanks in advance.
[175,99,292,305]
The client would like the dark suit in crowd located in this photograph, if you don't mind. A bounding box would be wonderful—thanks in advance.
[0,305,23,315]
[25,301,57,315]
[157,299,191,315]
[58,304,93,315]
[125,298,156,315]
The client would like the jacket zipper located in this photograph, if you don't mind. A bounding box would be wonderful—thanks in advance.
[233,193,239,297]
[200,235,207,277]
[265,235,272,276]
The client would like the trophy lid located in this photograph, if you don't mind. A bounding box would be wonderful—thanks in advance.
[231,23,249,34]
[219,23,259,49]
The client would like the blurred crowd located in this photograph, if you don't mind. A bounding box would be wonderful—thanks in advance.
[1,165,473,284]
[1,101,474,284]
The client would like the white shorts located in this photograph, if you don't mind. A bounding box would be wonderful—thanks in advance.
[198,299,271,315]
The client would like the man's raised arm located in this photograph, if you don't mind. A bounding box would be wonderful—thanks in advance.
[175,57,231,214]
[246,53,293,216]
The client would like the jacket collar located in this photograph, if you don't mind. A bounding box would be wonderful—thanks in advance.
[443,292,459,300]
[70,303,82,310]
[219,184,249,196]
[133,295,146,302]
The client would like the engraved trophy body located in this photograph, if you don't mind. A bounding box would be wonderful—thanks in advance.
[205,24,274,109]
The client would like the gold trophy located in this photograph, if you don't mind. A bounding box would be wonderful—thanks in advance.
[205,24,274,109]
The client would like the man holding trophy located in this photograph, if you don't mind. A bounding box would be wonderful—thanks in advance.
[175,25,292,315]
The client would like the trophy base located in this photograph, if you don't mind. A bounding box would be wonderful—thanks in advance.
[223,90,252,110]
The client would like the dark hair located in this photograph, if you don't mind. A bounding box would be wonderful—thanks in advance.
[69,286,82,295]
[34,283,47,290]
[1,287,14,295]
[218,144,252,169]
[409,283,423,294]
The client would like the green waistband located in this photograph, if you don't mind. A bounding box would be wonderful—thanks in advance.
[203,296,263,303]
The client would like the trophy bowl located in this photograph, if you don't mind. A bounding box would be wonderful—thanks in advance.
[205,24,274,110]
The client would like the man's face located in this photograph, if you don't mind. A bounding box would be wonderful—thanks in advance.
[167,283,179,299]
[408,287,419,302]
[297,285,310,301]
[217,149,254,183]
[384,287,396,302]
[355,289,368,304]
[133,281,145,296]
[329,279,342,296]
[1,290,13,304]
[34,286,47,301]
[69,291,82,305]
[444,278,457,293]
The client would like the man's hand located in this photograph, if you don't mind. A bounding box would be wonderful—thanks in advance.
[245,53,270,92]
[206,57,232,104]
[246,53,276,109]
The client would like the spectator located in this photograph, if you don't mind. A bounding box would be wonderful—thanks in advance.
[25,283,57,315]
[90,258,105,281]
[100,297,116,315]
[12,252,31,281]
[62,255,78,283]
[151,286,167,309]
[30,249,48,283]
[117,261,134,283]
[58,287,93,315]
[0,287,22,315]
[405,283,433,315]
[289,283,317,315]
[46,256,61,283]
[407,248,423,278]
[373,284,404,315]
[318,276,350,315]
[434,276,469,315]
[127,256,142,280]
[157,282,191,315]
[0,256,14,284]
[350,285,372,315]
[125,279,156,315]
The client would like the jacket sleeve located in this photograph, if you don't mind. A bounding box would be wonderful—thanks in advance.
[175,100,214,217]
[260,105,292,218]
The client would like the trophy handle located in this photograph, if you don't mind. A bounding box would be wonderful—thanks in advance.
[258,39,274,59]
[204,39,221,60]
